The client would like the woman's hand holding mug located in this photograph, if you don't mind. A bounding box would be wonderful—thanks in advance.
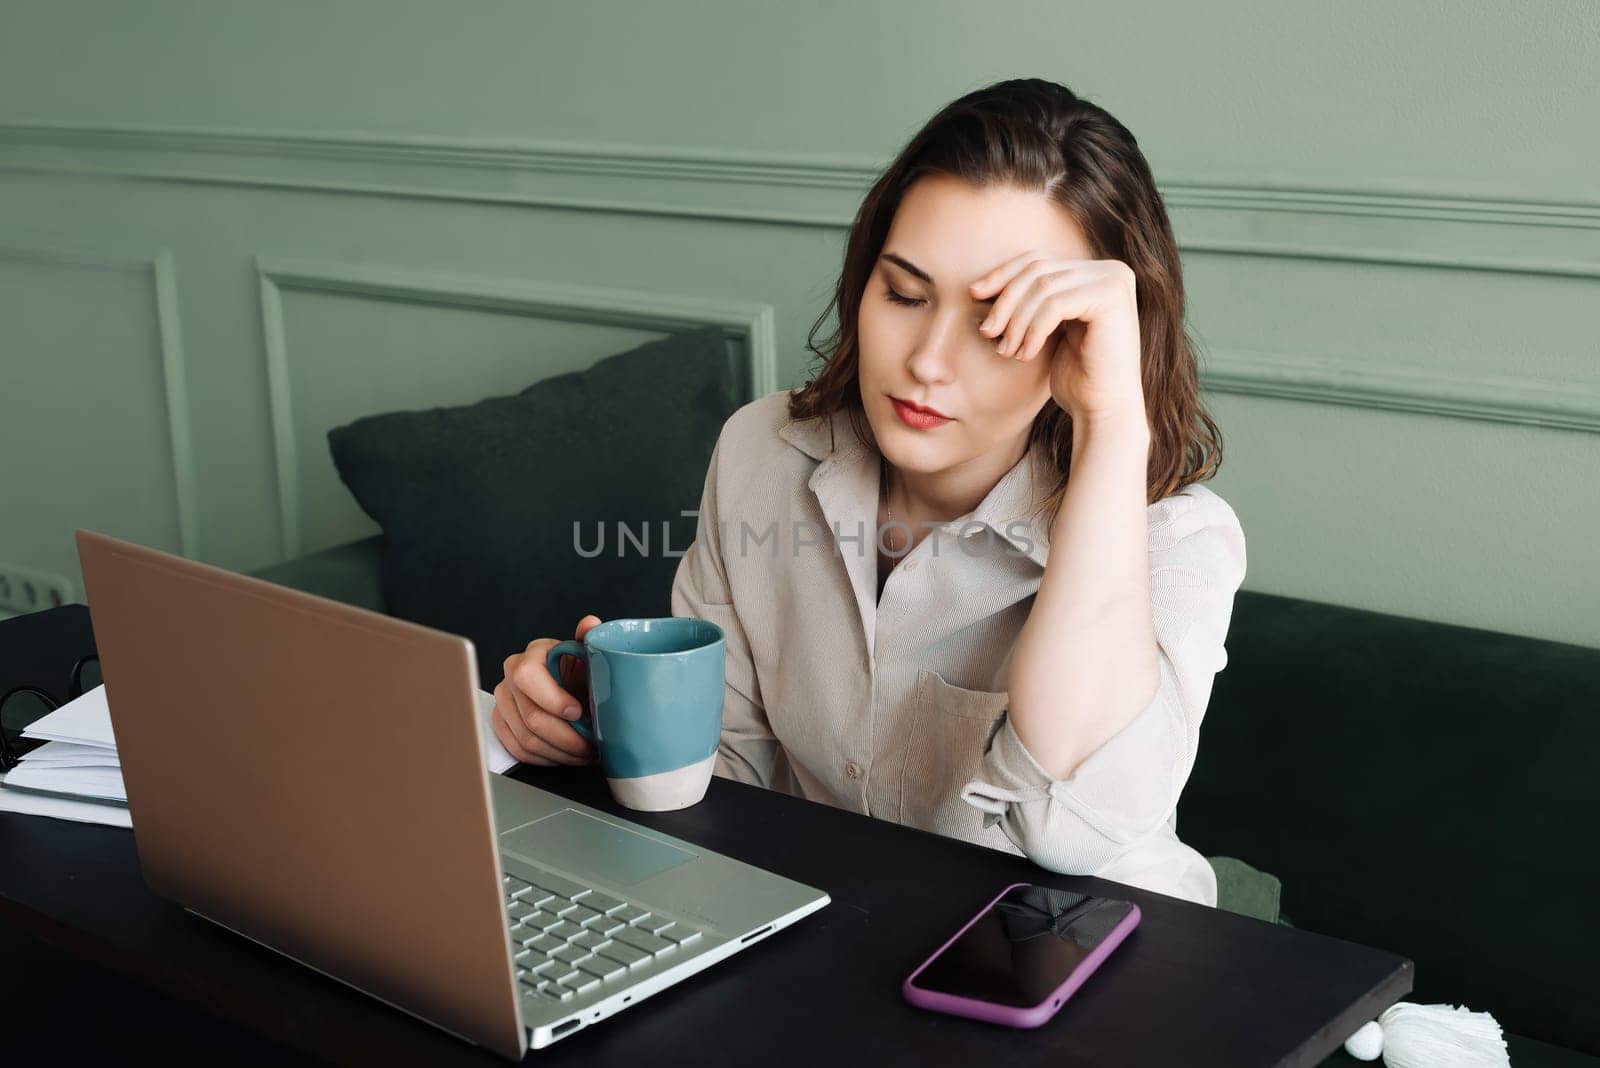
[492,614,603,767]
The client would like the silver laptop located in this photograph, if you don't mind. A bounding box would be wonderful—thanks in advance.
[75,529,830,1058]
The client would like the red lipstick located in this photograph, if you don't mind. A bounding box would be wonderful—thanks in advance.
[890,396,953,430]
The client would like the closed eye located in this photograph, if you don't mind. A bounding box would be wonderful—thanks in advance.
[884,286,991,336]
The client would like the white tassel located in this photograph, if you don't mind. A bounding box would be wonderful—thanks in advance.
[1341,1001,1510,1067]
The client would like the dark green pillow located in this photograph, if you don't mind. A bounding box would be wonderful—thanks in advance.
[1207,854,1283,924]
[327,326,742,689]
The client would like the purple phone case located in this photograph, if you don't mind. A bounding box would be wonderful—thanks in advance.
[902,881,1141,1029]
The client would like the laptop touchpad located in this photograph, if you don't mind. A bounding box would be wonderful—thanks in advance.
[499,809,697,887]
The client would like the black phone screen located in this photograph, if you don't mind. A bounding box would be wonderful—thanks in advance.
[911,884,1136,1008]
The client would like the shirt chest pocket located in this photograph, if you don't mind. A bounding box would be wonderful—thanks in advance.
[898,670,1018,852]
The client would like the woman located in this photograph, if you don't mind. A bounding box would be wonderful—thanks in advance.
[492,78,1246,907]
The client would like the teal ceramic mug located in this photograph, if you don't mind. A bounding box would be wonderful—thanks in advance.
[545,617,725,811]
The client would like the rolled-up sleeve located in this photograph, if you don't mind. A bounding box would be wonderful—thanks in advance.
[670,434,792,791]
[960,492,1247,875]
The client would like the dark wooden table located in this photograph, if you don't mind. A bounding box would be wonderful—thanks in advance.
[0,606,1411,1066]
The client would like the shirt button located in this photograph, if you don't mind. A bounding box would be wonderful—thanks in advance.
[845,761,861,779]
[904,560,918,572]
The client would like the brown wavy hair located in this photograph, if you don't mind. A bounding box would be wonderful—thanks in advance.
[787,77,1223,522]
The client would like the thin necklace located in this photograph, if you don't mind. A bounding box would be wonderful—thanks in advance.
[880,454,902,554]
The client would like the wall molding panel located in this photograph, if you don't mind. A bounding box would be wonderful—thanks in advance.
[1190,239,1600,432]
[256,256,778,557]
[0,237,198,558]
[2,121,1598,231]
[5,122,1597,458]
[1202,347,1600,433]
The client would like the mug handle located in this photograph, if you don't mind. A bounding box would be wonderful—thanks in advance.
[545,640,596,742]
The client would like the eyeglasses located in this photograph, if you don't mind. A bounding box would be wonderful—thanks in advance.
[0,653,101,772]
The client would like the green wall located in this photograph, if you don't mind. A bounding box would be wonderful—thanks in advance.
[2,0,1596,646]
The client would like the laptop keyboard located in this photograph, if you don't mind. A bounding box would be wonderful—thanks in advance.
[503,868,705,1005]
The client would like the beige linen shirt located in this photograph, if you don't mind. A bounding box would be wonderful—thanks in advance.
[669,390,1247,906]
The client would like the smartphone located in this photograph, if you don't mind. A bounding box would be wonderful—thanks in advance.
[902,881,1141,1028]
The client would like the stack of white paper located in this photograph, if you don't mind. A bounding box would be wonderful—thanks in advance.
[0,685,520,829]
[0,685,129,827]
[11,700,126,801]
[0,786,133,828]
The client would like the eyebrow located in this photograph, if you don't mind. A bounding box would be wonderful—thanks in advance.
[879,252,996,305]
